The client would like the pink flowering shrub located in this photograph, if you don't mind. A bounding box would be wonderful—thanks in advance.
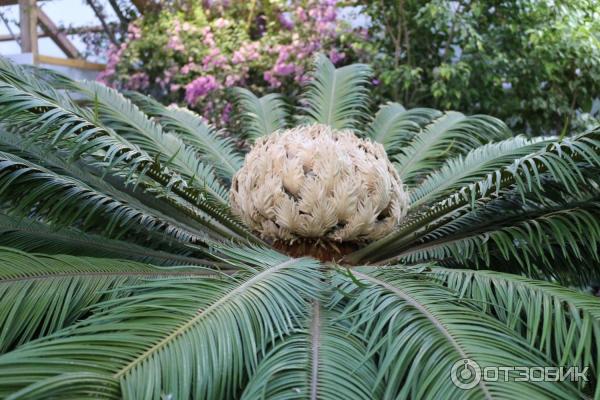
[98,0,362,127]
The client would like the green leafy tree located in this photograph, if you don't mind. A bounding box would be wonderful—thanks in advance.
[356,0,600,135]
[0,55,598,398]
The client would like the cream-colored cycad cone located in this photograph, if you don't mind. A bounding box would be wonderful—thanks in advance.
[230,124,409,248]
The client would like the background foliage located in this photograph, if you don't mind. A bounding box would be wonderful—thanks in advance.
[357,0,600,135]
[98,0,362,126]
[98,0,600,135]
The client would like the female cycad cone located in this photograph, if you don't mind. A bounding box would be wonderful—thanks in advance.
[230,124,409,252]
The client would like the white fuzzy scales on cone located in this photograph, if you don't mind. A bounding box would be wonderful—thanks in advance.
[230,124,409,243]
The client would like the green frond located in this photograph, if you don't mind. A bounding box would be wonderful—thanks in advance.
[368,102,442,152]
[0,128,229,244]
[127,92,243,181]
[409,136,553,208]
[0,59,76,112]
[70,81,230,204]
[349,128,600,263]
[0,150,209,244]
[333,267,584,399]
[397,198,600,284]
[0,62,224,213]
[233,87,289,141]
[241,302,381,400]
[0,247,216,353]
[299,54,372,130]
[0,250,322,399]
[0,213,213,266]
[424,267,600,395]
[0,77,254,242]
[393,112,511,185]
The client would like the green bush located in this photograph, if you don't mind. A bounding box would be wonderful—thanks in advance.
[357,0,600,135]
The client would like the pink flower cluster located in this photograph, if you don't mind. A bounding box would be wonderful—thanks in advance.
[167,35,185,52]
[202,47,228,69]
[97,42,126,86]
[180,61,198,75]
[97,23,143,85]
[128,24,142,40]
[127,72,150,91]
[232,42,261,65]
[185,75,220,105]
[98,0,354,126]
[166,19,186,52]
[264,42,307,88]
[263,0,344,88]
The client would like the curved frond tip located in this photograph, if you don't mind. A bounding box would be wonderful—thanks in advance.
[0,247,216,353]
[300,54,372,131]
[234,87,289,141]
[424,266,600,388]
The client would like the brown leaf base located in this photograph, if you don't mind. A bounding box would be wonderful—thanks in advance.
[272,240,360,264]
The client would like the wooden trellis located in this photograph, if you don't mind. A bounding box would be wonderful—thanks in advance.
[0,0,151,71]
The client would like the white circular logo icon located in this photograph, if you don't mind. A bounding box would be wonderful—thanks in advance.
[451,358,481,390]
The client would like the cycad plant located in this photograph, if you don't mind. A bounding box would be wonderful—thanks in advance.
[0,54,598,399]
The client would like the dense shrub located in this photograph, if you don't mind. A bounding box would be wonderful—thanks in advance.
[99,0,362,126]
[357,0,600,135]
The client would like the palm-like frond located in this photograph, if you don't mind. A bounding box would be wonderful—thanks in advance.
[127,91,243,182]
[70,81,229,204]
[0,248,321,399]
[0,150,208,242]
[0,59,77,112]
[0,247,216,353]
[399,197,600,284]
[241,302,381,400]
[409,136,551,208]
[299,54,372,130]
[233,87,289,141]
[0,213,213,266]
[0,76,253,242]
[0,63,241,235]
[334,267,583,399]
[0,128,227,246]
[349,128,600,263]
[393,112,511,186]
[423,266,600,395]
[368,102,441,152]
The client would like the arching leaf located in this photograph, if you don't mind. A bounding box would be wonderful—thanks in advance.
[0,247,217,352]
[299,54,372,131]
[71,81,229,204]
[368,102,441,152]
[348,128,600,263]
[394,112,510,185]
[410,136,551,208]
[128,91,244,182]
[0,249,322,399]
[334,267,583,399]
[424,266,600,395]
[0,213,213,266]
[242,302,382,400]
[234,88,288,141]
